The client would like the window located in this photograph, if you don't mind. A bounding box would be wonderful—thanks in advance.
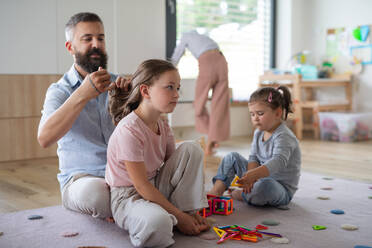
[167,0,275,101]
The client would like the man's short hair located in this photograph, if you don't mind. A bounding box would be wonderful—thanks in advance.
[65,12,103,41]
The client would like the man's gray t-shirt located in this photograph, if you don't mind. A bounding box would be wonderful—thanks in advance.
[249,122,301,197]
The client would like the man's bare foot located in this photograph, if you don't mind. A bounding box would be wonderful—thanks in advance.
[205,141,219,156]
[231,189,244,201]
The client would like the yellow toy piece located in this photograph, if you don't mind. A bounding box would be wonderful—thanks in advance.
[231,175,243,187]
[213,227,226,238]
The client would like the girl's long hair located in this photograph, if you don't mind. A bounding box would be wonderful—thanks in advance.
[108,59,177,125]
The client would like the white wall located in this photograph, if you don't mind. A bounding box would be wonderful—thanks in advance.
[277,0,372,112]
[0,0,166,75]
[0,0,251,138]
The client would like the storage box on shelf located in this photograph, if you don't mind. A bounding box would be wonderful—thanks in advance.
[319,112,372,142]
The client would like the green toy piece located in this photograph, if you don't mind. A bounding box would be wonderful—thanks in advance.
[312,225,327,230]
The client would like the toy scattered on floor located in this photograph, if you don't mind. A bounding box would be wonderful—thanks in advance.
[230,175,242,187]
[212,224,282,244]
[270,237,290,244]
[0,231,3,236]
[317,196,330,200]
[369,186,372,189]
[330,209,345,215]
[320,187,333,190]
[261,219,280,226]
[341,224,358,231]
[255,225,268,230]
[27,215,43,220]
[61,231,79,237]
[368,196,372,199]
[312,225,327,230]
[198,194,233,218]
[322,177,334,180]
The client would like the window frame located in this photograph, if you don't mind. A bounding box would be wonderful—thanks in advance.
[166,0,276,68]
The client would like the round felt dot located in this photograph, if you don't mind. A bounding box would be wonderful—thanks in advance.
[198,232,217,240]
[270,237,290,244]
[61,231,79,237]
[262,219,280,226]
[317,196,330,200]
[330,209,345,215]
[341,224,358,231]
[312,225,326,230]
[28,215,43,220]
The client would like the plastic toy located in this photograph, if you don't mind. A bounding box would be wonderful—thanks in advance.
[212,224,282,244]
[231,175,242,187]
[198,194,233,217]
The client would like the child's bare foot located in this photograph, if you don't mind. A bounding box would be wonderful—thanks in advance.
[231,189,244,201]
[205,141,219,156]
[207,180,226,196]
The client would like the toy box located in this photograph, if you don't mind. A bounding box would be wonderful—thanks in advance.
[318,112,372,142]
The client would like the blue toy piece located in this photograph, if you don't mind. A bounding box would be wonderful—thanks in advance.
[330,209,345,215]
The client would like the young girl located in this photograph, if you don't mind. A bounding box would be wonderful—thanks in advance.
[208,86,301,207]
[105,59,209,248]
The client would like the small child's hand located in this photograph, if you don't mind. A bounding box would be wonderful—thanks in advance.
[237,174,256,193]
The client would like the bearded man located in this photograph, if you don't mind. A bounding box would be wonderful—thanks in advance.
[38,12,128,218]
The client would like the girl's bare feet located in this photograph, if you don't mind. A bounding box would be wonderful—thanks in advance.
[231,189,244,201]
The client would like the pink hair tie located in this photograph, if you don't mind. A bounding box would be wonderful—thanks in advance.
[268,92,273,102]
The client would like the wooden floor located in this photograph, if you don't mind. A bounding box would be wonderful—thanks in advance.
[1,137,371,214]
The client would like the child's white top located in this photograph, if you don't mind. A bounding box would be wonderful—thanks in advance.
[106,111,175,187]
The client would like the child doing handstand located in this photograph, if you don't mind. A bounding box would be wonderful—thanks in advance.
[208,86,301,207]
[105,59,209,247]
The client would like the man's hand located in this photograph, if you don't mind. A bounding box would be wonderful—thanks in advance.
[114,74,132,91]
[82,67,112,99]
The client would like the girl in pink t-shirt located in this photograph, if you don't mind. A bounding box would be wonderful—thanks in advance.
[105,59,209,247]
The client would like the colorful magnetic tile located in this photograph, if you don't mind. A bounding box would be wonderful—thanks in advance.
[231,175,243,187]
[213,227,226,238]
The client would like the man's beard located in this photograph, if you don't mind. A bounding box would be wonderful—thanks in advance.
[75,47,108,73]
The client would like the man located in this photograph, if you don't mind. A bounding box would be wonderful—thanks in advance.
[38,12,127,218]
[171,30,230,155]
